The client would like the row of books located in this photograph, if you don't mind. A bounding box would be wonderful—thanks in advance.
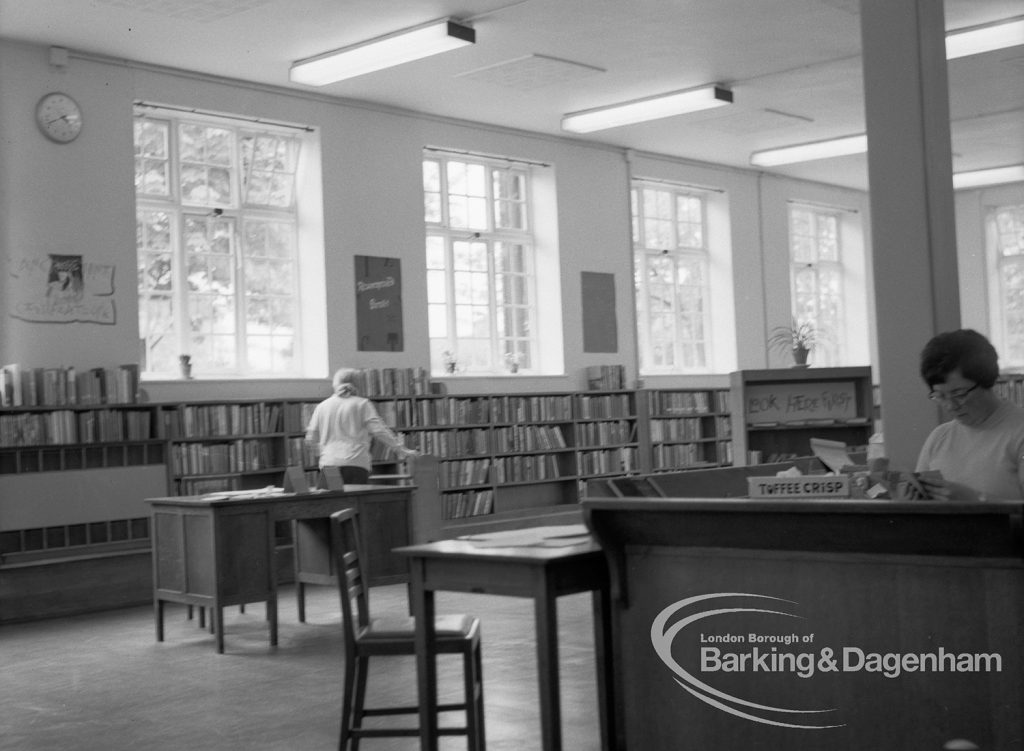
[0,409,153,447]
[439,458,491,488]
[351,367,433,396]
[286,437,320,467]
[409,429,489,457]
[576,394,633,419]
[170,439,283,476]
[441,489,495,520]
[1,364,140,407]
[648,389,728,416]
[160,402,284,438]
[649,416,708,442]
[492,424,568,453]
[651,442,726,470]
[584,364,626,391]
[491,394,574,423]
[578,447,639,475]
[492,454,564,484]
[575,419,636,446]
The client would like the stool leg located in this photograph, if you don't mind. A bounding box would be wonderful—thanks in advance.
[298,582,306,623]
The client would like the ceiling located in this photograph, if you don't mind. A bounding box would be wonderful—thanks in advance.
[2,0,1022,191]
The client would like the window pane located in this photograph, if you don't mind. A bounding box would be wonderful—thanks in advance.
[425,152,537,373]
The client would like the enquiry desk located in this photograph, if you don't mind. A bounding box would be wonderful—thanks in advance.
[581,497,1024,750]
[148,485,411,653]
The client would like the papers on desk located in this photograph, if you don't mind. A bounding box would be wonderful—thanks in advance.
[199,486,288,501]
[810,437,859,474]
[459,524,591,548]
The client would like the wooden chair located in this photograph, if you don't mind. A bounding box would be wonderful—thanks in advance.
[330,509,486,750]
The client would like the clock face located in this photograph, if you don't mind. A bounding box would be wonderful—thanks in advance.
[36,92,83,143]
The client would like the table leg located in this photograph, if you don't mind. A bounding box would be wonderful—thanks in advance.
[591,587,618,751]
[155,599,164,642]
[268,596,278,647]
[534,584,562,751]
[214,606,224,654]
[410,560,439,751]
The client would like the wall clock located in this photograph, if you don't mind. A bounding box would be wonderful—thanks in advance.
[36,92,83,143]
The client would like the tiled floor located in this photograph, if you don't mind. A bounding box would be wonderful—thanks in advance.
[0,583,603,750]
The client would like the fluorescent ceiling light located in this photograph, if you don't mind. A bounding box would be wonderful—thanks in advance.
[945,17,1024,60]
[750,134,868,167]
[953,164,1024,189]
[290,18,475,86]
[560,85,733,133]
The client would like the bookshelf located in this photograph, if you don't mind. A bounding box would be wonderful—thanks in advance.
[0,370,735,554]
[641,388,732,472]
[729,367,873,465]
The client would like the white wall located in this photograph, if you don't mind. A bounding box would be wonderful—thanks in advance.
[2,39,887,401]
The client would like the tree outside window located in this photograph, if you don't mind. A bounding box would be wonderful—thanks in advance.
[633,182,711,373]
[424,152,536,375]
[135,110,305,377]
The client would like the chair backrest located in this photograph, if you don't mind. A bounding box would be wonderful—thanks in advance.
[330,509,370,652]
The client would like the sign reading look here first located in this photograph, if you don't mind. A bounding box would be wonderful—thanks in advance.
[745,380,857,424]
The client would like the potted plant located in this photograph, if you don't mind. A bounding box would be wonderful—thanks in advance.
[442,350,457,374]
[504,351,523,373]
[769,319,817,367]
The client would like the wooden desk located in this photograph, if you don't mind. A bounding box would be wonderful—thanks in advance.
[582,497,1024,750]
[395,531,617,751]
[148,485,411,653]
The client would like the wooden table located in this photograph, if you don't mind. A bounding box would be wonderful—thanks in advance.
[395,529,617,751]
[148,485,411,653]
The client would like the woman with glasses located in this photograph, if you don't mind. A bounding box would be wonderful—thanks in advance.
[915,329,1024,500]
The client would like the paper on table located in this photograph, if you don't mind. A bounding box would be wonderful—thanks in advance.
[460,524,591,548]
[810,437,856,474]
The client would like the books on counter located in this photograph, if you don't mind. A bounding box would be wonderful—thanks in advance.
[1,363,140,407]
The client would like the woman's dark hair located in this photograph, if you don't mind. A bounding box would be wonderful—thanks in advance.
[919,329,999,388]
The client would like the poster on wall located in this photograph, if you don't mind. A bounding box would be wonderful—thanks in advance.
[581,271,618,353]
[8,254,116,324]
[354,255,403,351]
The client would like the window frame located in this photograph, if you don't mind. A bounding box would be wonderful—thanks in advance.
[632,180,713,374]
[987,203,1024,367]
[424,151,539,375]
[134,107,312,379]
[787,203,846,367]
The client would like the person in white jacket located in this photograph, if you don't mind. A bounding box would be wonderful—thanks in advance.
[305,368,418,484]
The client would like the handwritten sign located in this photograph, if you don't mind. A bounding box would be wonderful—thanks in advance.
[745,381,857,424]
[9,254,116,324]
[355,255,403,351]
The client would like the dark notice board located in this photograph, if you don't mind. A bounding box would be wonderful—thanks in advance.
[581,271,618,353]
[355,255,404,351]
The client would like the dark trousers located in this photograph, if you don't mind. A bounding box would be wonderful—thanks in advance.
[338,466,370,485]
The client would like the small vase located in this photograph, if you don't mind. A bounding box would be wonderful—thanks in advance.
[444,362,456,374]
[508,363,519,374]
[792,346,810,368]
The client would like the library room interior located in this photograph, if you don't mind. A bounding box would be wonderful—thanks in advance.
[2,1,1024,749]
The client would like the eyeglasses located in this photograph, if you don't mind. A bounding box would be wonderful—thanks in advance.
[928,382,979,406]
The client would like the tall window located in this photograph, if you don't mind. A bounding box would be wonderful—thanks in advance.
[423,152,537,374]
[989,204,1024,366]
[135,108,308,377]
[632,182,711,372]
[788,204,844,366]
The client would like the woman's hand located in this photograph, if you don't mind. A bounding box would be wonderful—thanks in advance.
[917,472,952,500]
